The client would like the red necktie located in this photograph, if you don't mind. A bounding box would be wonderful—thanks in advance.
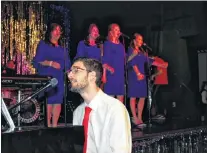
[82,106,92,153]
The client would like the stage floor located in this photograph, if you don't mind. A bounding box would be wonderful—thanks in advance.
[3,118,207,140]
[131,118,207,140]
[2,118,207,153]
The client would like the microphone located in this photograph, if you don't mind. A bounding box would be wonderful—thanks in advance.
[120,32,130,39]
[143,43,152,51]
[8,78,58,111]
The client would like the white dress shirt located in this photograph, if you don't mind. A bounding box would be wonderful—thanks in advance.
[73,90,132,153]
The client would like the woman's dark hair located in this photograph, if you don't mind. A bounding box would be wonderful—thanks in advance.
[130,33,145,53]
[107,23,120,42]
[44,23,63,46]
[84,23,102,48]
[108,23,119,33]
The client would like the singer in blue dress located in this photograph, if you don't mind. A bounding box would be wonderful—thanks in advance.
[102,24,125,103]
[127,33,154,125]
[127,47,153,98]
[33,23,71,127]
[127,33,168,125]
[74,24,102,62]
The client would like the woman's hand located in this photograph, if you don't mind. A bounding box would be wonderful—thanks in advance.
[102,75,107,83]
[137,73,144,80]
[39,60,49,66]
[103,64,114,74]
[102,68,107,83]
[40,60,61,69]
[51,61,61,69]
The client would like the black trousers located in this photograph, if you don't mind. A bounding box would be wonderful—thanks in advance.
[152,85,168,115]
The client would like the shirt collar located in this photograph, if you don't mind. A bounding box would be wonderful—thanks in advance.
[84,89,103,111]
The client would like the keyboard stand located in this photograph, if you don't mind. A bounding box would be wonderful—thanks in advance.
[1,95,15,133]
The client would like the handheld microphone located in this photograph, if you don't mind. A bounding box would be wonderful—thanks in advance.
[143,43,152,51]
[120,32,130,39]
[9,78,58,111]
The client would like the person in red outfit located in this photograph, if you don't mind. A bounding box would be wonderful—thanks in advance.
[152,56,168,85]
[151,56,169,117]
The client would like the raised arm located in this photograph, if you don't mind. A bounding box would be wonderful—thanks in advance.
[102,41,114,68]
[33,40,62,70]
[151,56,168,68]
[102,42,115,83]
[127,48,144,80]
[33,40,47,69]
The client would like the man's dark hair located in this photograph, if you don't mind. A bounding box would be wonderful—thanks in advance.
[73,57,103,87]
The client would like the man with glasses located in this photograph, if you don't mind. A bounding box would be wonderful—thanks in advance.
[67,57,132,153]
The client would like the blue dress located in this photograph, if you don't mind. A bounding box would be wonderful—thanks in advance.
[33,40,71,104]
[127,47,153,98]
[102,40,125,95]
[74,40,102,62]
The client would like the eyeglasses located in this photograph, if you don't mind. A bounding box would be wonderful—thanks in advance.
[68,66,89,74]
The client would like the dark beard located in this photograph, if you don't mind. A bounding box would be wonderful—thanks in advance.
[70,86,83,93]
[70,80,89,93]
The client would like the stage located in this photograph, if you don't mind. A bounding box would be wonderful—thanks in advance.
[2,118,207,153]
[1,124,84,153]
[132,118,207,153]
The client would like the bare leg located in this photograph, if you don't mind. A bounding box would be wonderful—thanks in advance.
[137,98,145,124]
[52,104,62,127]
[130,98,139,124]
[47,104,53,127]
[117,95,124,103]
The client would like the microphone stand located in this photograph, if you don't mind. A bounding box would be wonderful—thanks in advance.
[121,35,128,106]
[8,78,58,111]
[143,47,153,128]
[63,38,68,126]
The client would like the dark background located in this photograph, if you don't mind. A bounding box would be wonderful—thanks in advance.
[46,1,207,53]
[46,1,207,120]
